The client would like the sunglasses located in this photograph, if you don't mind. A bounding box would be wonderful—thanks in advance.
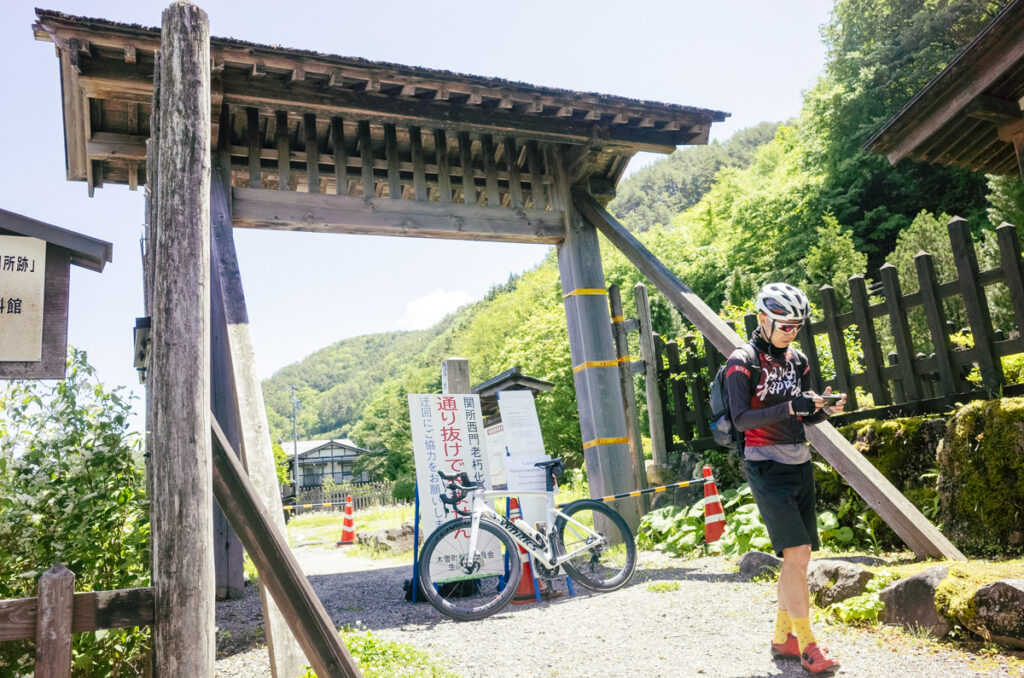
[777,322,802,333]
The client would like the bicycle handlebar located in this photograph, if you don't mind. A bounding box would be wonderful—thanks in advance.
[437,470,481,516]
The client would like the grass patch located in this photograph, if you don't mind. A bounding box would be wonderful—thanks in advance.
[286,504,415,549]
[647,581,681,593]
[300,624,456,678]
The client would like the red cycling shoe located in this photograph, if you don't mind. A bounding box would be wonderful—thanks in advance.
[770,633,800,658]
[801,642,840,674]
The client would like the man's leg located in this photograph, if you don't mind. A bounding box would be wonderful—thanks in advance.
[778,544,811,620]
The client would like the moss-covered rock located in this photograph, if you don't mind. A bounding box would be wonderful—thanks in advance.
[937,398,1024,556]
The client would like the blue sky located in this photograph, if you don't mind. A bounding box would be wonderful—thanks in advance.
[1,0,830,418]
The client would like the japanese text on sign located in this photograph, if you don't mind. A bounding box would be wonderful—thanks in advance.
[0,236,45,362]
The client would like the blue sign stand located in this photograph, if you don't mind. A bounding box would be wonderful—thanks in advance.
[411,485,421,603]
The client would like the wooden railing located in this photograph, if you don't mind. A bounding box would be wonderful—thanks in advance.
[0,564,153,678]
[625,218,1024,457]
[295,481,404,513]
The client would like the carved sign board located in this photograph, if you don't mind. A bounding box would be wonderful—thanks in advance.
[0,235,46,361]
[0,209,111,380]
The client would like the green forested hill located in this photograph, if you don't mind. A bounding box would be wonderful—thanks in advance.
[263,0,1020,485]
[263,328,445,441]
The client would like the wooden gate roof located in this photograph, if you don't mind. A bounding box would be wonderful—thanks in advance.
[865,0,1024,176]
[33,8,728,199]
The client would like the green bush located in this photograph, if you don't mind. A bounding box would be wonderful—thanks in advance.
[937,397,1024,556]
[0,349,150,676]
[391,475,415,501]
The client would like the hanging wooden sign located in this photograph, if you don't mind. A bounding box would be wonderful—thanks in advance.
[0,209,111,380]
[0,235,46,362]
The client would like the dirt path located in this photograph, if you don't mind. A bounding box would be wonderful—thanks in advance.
[214,546,1022,677]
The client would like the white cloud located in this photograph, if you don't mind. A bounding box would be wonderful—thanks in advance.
[396,289,474,330]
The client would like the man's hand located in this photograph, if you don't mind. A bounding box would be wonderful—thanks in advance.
[790,394,817,416]
[812,386,847,415]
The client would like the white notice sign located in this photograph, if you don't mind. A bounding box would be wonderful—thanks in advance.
[498,390,549,524]
[484,421,508,489]
[408,393,491,531]
[0,236,46,362]
[409,393,501,581]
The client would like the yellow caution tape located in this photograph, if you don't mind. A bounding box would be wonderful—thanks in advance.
[562,288,608,299]
[572,359,620,374]
[582,436,629,450]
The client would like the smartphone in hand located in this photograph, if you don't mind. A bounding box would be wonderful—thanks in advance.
[804,392,845,406]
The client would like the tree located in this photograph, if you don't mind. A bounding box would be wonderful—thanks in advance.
[0,349,149,676]
[804,0,1005,267]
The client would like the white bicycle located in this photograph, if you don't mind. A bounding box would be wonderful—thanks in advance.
[417,458,637,621]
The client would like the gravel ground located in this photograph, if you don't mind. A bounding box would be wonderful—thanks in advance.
[215,545,1022,678]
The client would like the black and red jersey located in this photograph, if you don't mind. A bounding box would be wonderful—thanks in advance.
[725,333,826,447]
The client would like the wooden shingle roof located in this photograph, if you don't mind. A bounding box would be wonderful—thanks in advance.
[33,8,729,197]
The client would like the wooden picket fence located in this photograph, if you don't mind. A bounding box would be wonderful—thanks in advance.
[627,218,1024,457]
[0,564,153,678]
[294,481,404,514]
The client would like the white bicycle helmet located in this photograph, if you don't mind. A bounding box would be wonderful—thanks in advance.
[756,283,810,322]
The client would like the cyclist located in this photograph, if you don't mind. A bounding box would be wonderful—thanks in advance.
[725,282,845,674]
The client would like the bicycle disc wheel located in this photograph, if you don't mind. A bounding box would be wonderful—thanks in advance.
[418,518,521,621]
[554,499,637,592]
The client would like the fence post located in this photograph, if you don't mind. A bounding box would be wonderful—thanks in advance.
[654,335,673,445]
[888,352,907,403]
[848,274,890,405]
[684,335,711,439]
[914,250,962,396]
[35,563,74,678]
[634,283,668,467]
[819,285,858,409]
[796,323,824,394]
[608,284,649,508]
[996,222,1024,337]
[665,340,689,441]
[743,312,758,339]
[879,264,920,402]
[949,216,1004,392]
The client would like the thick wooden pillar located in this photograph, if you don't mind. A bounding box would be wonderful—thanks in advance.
[550,147,640,530]
[211,105,308,677]
[149,3,214,675]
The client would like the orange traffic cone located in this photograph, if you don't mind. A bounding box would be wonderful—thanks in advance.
[508,498,540,604]
[336,495,356,547]
[703,465,726,543]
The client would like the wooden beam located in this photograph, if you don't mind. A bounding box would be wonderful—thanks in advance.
[304,113,320,193]
[211,157,308,675]
[231,186,564,243]
[359,120,374,198]
[965,94,1024,124]
[573,187,966,561]
[150,5,214,676]
[385,123,400,198]
[211,417,360,678]
[276,110,291,190]
[331,116,346,195]
[0,587,154,642]
[551,149,640,531]
[218,73,689,154]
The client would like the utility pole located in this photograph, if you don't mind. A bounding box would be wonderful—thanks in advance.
[289,385,300,497]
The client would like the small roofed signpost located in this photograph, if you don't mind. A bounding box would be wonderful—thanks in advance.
[0,208,111,379]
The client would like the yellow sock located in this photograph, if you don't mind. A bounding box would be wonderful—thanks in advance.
[773,608,792,644]
[792,616,816,652]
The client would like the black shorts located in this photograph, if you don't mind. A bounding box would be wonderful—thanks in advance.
[744,459,819,557]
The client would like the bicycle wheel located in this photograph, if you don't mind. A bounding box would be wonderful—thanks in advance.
[418,518,521,621]
[554,499,637,592]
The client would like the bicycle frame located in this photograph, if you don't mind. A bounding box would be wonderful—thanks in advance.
[462,487,605,571]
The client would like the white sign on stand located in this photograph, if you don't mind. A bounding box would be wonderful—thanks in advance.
[0,236,46,362]
[409,393,501,582]
[498,390,549,525]
[483,421,508,489]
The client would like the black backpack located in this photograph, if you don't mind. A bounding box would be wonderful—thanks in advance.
[709,344,759,451]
